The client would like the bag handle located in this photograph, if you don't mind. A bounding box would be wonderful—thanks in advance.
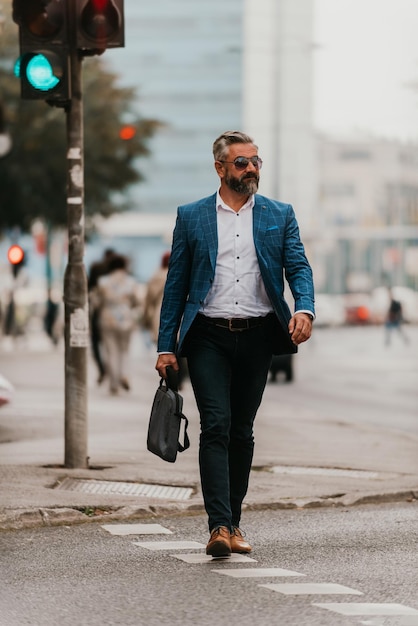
[165,365,179,391]
[177,411,190,452]
[160,372,190,453]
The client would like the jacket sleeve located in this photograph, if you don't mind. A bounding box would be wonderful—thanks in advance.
[283,204,315,313]
[157,208,191,353]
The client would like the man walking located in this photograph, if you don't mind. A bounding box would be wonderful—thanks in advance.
[155,131,315,557]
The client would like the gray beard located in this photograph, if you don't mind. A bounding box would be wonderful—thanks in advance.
[226,174,259,195]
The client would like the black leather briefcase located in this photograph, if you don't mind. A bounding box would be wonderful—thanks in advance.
[147,373,190,463]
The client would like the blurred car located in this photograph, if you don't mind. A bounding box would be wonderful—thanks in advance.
[370,286,418,324]
[313,294,345,327]
[343,293,372,325]
[0,374,14,408]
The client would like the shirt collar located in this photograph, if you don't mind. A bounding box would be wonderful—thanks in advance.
[216,189,255,213]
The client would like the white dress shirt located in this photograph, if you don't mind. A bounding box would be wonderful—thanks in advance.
[158,191,313,353]
[199,191,274,319]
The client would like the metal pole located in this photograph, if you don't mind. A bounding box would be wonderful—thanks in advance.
[63,43,89,469]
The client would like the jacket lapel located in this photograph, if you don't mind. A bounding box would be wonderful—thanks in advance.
[200,193,218,271]
[253,195,269,254]
[198,194,269,271]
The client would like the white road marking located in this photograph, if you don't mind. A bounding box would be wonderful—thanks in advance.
[360,619,418,626]
[172,553,257,564]
[101,524,172,535]
[260,583,363,595]
[133,540,205,550]
[100,524,417,622]
[313,603,418,616]
[213,567,305,578]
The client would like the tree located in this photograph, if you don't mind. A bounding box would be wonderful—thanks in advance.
[0,7,161,232]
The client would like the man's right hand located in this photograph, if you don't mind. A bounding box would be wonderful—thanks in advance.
[155,353,179,379]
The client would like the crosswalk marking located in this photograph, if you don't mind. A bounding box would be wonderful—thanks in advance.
[133,540,205,550]
[100,522,416,621]
[313,603,418,616]
[260,583,363,595]
[361,618,418,626]
[213,567,305,578]
[172,553,257,564]
[101,523,172,535]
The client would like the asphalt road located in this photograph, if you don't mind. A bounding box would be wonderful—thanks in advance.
[0,323,417,518]
[272,324,417,434]
[1,502,418,626]
[2,324,417,446]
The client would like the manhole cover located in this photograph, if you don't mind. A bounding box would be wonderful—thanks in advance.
[270,466,379,479]
[54,478,193,501]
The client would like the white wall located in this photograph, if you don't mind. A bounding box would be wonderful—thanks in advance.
[243,0,316,232]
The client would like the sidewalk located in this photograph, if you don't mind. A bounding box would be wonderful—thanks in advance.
[0,326,417,530]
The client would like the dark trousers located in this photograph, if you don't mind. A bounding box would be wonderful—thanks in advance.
[91,308,106,377]
[186,316,273,531]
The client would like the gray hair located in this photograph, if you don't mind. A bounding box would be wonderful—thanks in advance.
[213,130,257,162]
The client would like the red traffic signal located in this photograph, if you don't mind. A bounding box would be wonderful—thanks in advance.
[119,125,136,141]
[7,245,25,277]
[7,245,25,265]
[76,0,124,54]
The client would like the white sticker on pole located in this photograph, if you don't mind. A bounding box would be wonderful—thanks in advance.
[67,147,81,160]
[70,306,89,347]
[70,164,83,188]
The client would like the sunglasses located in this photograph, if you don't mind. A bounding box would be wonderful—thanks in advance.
[219,156,263,170]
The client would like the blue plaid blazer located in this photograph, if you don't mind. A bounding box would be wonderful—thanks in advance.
[157,192,314,356]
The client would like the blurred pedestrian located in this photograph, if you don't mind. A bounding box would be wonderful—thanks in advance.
[142,251,171,344]
[385,288,408,346]
[142,251,189,388]
[94,254,142,395]
[44,288,63,346]
[88,248,115,384]
[155,130,314,557]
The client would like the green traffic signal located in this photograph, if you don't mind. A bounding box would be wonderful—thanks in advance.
[25,54,60,91]
[14,52,64,93]
[12,0,70,103]
[13,57,21,79]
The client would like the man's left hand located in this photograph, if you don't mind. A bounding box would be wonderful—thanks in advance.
[288,313,313,345]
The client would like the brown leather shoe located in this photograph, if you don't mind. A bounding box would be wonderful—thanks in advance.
[206,526,231,557]
[230,527,252,553]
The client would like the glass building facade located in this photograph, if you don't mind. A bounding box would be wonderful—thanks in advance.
[106,0,244,213]
[98,0,316,281]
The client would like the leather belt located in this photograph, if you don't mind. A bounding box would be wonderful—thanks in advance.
[196,313,272,332]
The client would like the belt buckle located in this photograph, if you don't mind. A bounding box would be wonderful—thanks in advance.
[228,318,247,332]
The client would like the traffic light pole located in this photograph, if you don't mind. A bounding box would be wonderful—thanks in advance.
[12,0,125,469]
[63,46,89,469]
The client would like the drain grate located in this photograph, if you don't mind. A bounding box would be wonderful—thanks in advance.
[54,477,193,501]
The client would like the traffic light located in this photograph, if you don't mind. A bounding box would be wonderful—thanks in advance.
[12,0,71,104]
[75,0,124,54]
[7,245,25,278]
[119,125,136,141]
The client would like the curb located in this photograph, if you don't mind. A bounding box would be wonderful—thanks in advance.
[1,489,417,531]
